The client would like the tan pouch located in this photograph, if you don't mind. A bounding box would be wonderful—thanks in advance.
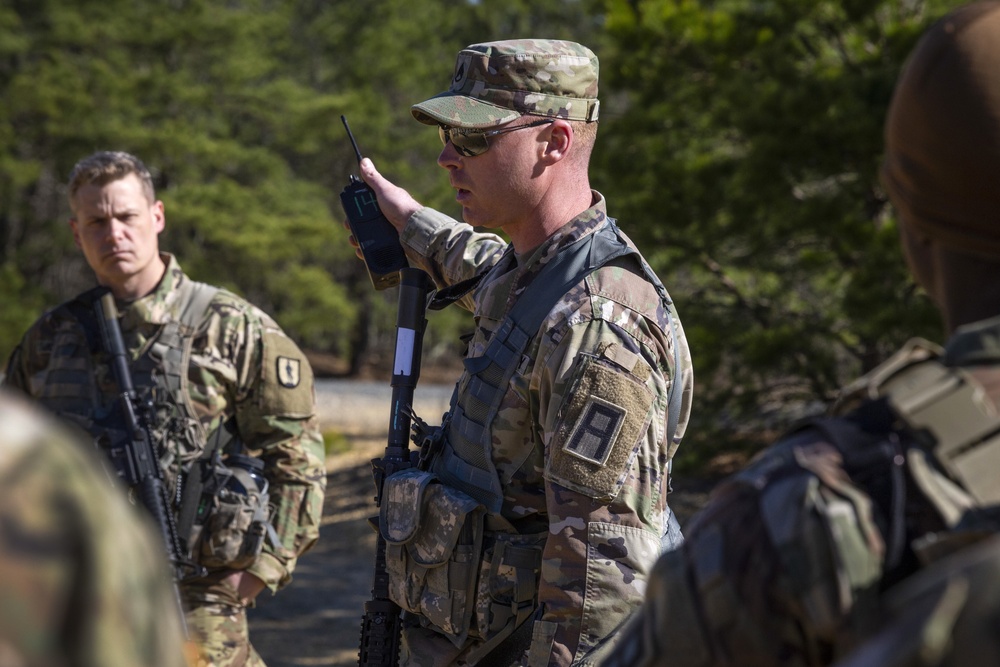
[380,468,485,647]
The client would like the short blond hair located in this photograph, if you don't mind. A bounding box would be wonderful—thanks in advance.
[68,151,156,212]
[569,120,598,168]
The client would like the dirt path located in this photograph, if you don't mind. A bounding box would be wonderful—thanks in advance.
[249,435,383,667]
[248,381,713,666]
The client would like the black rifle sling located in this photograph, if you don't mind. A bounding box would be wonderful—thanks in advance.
[438,218,681,514]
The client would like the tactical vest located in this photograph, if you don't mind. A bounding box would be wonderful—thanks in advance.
[614,340,1000,667]
[774,338,1000,589]
[434,217,683,514]
[55,281,220,495]
[48,282,274,571]
[388,218,684,660]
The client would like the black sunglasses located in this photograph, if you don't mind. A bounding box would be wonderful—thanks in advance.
[438,118,555,157]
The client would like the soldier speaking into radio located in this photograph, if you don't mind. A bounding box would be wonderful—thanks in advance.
[344,39,694,666]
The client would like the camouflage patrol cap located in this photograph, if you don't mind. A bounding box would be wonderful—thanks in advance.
[411,39,600,129]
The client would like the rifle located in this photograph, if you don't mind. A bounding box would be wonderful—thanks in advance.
[93,290,190,633]
[359,267,434,667]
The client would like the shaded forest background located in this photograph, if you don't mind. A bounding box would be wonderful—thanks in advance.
[1,0,961,471]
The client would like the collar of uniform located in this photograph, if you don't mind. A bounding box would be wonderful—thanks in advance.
[944,314,1000,366]
[515,190,607,271]
[122,252,187,326]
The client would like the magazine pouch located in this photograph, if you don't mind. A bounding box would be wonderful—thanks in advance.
[380,468,485,647]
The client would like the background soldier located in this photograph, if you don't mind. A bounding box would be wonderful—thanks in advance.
[603,3,1000,666]
[0,388,190,667]
[349,39,693,665]
[3,151,327,667]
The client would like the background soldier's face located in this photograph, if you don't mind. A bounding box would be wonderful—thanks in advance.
[70,173,165,295]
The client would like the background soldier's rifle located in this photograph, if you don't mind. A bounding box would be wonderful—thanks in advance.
[358,268,433,667]
[94,290,191,634]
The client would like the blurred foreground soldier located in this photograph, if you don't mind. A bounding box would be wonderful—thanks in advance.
[0,388,189,667]
[604,3,1000,666]
[350,39,693,665]
[832,532,1000,667]
[3,151,327,667]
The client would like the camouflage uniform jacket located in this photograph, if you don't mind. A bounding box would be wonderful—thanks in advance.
[3,254,327,592]
[0,389,188,667]
[605,315,1000,667]
[398,193,694,665]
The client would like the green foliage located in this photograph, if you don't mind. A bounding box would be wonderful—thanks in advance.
[0,0,971,465]
[321,428,351,457]
[0,264,47,368]
[595,0,956,466]
[0,0,605,373]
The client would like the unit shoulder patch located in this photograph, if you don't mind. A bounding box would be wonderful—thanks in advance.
[260,332,313,418]
[276,356,301,388]
[564,395,627,466]
[547,353,654,500]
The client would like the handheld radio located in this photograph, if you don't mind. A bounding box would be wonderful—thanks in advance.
[339,116,408,290]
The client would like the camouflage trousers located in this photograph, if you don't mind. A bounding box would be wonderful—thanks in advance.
[182,574,266,667]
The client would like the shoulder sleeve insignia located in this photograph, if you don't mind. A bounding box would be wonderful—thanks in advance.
[259,332,314,418]
[276,356,301,388]
[547,354,654,500]
[564,396,626,466]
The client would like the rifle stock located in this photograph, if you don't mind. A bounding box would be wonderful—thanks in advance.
[359,268,434,667]
[94,290,190,633]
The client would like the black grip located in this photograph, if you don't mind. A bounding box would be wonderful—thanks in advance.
[359,598,403,667]
[358,268,434,667]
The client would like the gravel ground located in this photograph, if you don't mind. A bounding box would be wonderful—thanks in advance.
[247,379,712,666]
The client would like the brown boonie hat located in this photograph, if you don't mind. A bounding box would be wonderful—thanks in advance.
[411,39,600,129]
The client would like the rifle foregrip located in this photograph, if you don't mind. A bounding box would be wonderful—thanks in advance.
[138,475,181,561]
[359,600,403,667]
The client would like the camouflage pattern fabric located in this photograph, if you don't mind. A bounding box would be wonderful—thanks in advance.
[0,388,189,667]
[396,193,694,665]
[3,253,327,666]
[182,575,267,667]
[411,39,601,129]
[604,317,1000,667]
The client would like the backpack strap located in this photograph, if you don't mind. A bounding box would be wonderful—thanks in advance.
[175,280,219,332]
[790,342,1000,570]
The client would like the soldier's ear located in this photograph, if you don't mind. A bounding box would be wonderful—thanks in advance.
[69,217,83,249]
[152,200,165,234]
[541,120,572,164]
